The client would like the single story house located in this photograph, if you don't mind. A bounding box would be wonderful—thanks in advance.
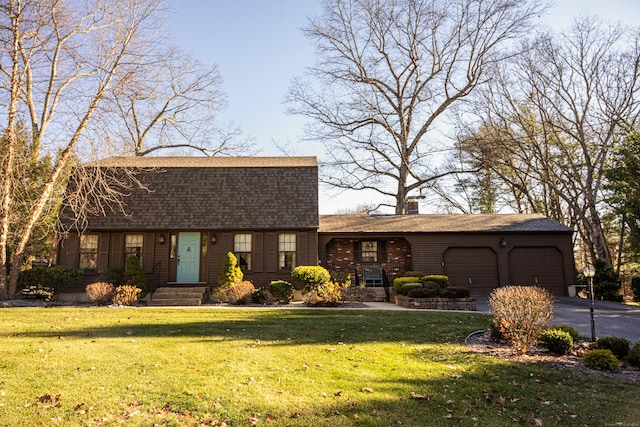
[56,156,576,297]
[319,213,576,296]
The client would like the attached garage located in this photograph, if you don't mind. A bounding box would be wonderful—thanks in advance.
[318,213,576,297]
[508,247,566,295]
[443,247,499,296]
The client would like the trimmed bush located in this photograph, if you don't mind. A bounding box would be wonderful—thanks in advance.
[112,285,141,306]
[407,287,438,298]
[291,266,331,293]
[85,282,114,305]
[626,340,640,367]
[439,286,470,298]
[420,275,449,288]
[539,329,573,355]
[227,281,255,305]
[17,266,81,299]
[218,252,243,287]
[399,283,422,295]
[549,325,580,342]
[403,271,425,278]
[489,286,555,354]
[583,349,619,372]
[596,336,630,359]
[393,277,421,293]
[252,287,275,305]
[269,280,294,304]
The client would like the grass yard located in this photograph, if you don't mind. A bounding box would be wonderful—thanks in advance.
[0,307,638,426]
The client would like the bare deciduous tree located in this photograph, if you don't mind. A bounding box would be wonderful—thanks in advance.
[98,45,255,157]
[0,0,161,300]
[454,17,640,266]
[288,0,548,214]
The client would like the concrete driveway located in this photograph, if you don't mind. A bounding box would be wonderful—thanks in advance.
[477,297,640,344]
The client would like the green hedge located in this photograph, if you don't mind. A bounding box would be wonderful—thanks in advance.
[17,266,81,298]
[420,275,448,288]
[393,277,422,293]
[291,266,331,292]
[269,280,295,304]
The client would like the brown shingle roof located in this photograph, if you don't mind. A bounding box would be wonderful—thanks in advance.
[67,156,318,230]
[319,214,572,233]
[88,156,317,168]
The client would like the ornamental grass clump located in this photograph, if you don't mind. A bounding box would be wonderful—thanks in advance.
[227,281,255,305]
[489,285,555,355]
[112,285,141,306]
[85,282,115,305]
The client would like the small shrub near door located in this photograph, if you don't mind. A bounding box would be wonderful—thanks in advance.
[227,281,255,305]
[489,285,555,355]
[86,282,115,305]
[269,280,294,304]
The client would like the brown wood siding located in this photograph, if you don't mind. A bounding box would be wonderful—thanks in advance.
[297,231,308,266]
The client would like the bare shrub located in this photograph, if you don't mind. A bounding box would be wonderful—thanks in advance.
[227,281,255,305]
[489,286,555,354]
[85,282,115,305]
[112,285,142,306]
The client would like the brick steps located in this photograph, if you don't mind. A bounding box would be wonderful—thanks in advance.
[148,287,207,306]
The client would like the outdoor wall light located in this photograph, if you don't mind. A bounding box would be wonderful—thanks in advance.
[210,234,217,245]
[499,237,507,248]
[158,234,166,245]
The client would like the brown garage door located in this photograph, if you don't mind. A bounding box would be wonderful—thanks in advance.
[509,247,565,296]
[443,247,499,296]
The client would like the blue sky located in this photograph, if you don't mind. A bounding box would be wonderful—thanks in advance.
[164,0,640,214]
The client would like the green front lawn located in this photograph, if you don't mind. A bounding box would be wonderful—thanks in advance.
[0,307,637,426]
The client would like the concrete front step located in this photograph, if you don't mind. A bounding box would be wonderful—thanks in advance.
[148,287,207,306]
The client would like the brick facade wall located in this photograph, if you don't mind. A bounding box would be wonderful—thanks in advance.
[324,237,412,282]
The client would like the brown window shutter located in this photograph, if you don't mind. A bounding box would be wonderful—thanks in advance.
[353,240,361,263]
[59,233,79,268]
[111,233,123,268]
[143,233,155,274]
[297,232,308,265]
[98,234,110,273]
[380,240,387,263]
[253,233,264,273]
[266,232,276,273]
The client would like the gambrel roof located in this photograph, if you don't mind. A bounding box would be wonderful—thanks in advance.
[62,156,318,231]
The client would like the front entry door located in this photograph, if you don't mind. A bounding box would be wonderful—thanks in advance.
[177,232,200,283]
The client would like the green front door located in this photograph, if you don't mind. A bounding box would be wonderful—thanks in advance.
[177,232,200,283]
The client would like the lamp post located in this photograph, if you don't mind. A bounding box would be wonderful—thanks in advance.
[583,264,596,342]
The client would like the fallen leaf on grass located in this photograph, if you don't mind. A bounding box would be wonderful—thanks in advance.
[410,392,431,400]
[360,387,374,393]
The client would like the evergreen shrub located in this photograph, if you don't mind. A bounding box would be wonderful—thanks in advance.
[549,325,580,342]
[291,266,331,293]
[539,329,573,355]
[269,280,294,304]
[407,287,438,298]
[393,277,421,293]
[218,252,243,287]
[583,349,619,372]
[439,286,470,298]
[17,266,81,299]
[420,275,449,288]
[626,340,640,367]
[596,336,630,359]
[399,283,422,295]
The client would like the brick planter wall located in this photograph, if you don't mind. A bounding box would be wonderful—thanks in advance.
[395,295,476,311]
